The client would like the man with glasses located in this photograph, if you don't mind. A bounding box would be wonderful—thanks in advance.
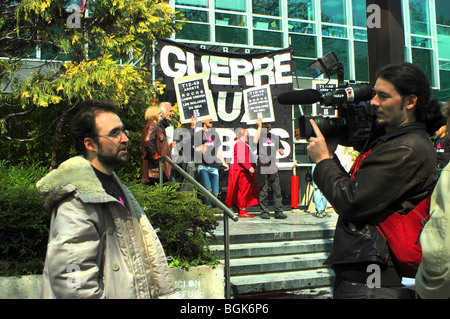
[37,100,174,298]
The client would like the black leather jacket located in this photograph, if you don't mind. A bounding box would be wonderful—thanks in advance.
[314,122,437,267]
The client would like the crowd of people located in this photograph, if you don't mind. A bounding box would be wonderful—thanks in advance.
[35,61,450,299]
[140,101,289,219]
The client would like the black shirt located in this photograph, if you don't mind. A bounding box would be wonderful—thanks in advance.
[194,128,223,168]
[92,166,130,212]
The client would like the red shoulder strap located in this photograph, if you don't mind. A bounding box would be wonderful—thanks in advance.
[350,149,372,179]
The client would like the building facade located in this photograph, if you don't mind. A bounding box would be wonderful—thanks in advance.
[169,0,449,100]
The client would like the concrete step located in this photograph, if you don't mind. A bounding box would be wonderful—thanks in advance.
[210,211,337,298]
[230,268,335,296]
[211,238,333,259]
[210,227,335,245]
[229,252,329,275]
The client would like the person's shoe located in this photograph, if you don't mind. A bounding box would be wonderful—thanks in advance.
[260,212,270,219]
[315,211,324,218]
[274,212,287,219]
[239,209,254,218]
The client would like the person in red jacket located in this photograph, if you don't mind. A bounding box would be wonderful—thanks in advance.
[225,128,259,217]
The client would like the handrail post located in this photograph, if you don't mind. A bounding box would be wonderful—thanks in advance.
[159,159,163,185]
[157,156,238,299]
[224,215,231,299]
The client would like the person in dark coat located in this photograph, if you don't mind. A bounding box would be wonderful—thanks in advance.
[141,106,171,185]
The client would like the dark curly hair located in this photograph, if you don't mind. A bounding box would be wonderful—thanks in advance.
[70,100,118,156]
[376,62,446,135]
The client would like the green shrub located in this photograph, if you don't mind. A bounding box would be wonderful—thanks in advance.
[129,182,219,267]
[0,163,219,276]
[0,161,49,276]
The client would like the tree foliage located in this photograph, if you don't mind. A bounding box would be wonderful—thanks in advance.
[0,0,184,167]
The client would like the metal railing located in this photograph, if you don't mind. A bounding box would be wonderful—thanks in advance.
[158,156,238,299]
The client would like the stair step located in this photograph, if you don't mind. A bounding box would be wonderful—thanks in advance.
[210,227,335,244]
[229,252,329,275]
[230,268,335,296]
[211,238,333,259]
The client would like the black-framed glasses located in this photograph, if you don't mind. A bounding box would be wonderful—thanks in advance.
[97,129,129,140]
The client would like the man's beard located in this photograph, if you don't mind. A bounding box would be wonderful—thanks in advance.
[97,144,128,168]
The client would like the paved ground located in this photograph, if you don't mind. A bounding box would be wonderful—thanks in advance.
[212,207,338,237]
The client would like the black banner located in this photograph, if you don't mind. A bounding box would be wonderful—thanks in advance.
[157,38,295,164]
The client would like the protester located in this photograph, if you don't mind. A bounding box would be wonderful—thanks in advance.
[176,116,198,196]
[253,119,287,219]
[159,101,176,147]
[141,105,171,185]
[159,102,176,180]
[37,100,174,298]
[415,161,450,299]
[432,101,450,177]
[307,62,445,299]
[194,118,229,206]
[226,128,259,218]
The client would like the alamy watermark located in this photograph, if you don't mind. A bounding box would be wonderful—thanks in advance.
[367,4,381,29]
[66,4,382,29]
[366,263,381,288]
[66,5,82,29]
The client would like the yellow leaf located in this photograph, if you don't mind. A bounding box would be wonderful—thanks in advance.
[21,91,30,99]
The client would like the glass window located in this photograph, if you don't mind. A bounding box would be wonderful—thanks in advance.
[290,34,317,58]
[215,26,248,44]
[322,38,349,79]
[216,13,246,26]
[353,28,367,41]
[440,60,450,71]
[41,44,60,60]
[411,36,431,49]
[409,0,430,35]
[253,0,281,16]
[435,0,450,25]
[288,0,315,20]
[253,17,281,30]
[253,30,283,47]
[176,23,210,42]
[289,22,315,34]
[322,25,347,38]
[177,0,208,8]
[216,0,246,12]
[354,41,369,82]
[437,26,450,60]
[412,48,434,86]
[321,0,346,25]
[437,68,450,100]
[294,58,317,77]
[177,8,209,23]
[352,0,367,27]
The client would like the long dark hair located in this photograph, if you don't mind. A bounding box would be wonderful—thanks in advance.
[376,62,445,135]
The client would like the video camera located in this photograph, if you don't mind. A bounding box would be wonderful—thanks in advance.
[278,52,376,149]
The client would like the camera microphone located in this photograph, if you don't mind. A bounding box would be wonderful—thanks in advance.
[277,89,324,105]
[323,83,373,106]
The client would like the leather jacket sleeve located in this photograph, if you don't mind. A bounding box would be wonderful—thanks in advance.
[141,122,158,159]
[314,143,433,222]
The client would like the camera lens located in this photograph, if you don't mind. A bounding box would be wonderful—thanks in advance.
[298,115,346,140]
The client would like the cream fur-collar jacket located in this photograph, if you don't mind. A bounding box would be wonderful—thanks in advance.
[37,156,175,299]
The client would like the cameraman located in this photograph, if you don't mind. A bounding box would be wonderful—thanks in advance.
[307,62,445,299]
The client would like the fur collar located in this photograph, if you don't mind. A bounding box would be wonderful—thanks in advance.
[37,156,107,211]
